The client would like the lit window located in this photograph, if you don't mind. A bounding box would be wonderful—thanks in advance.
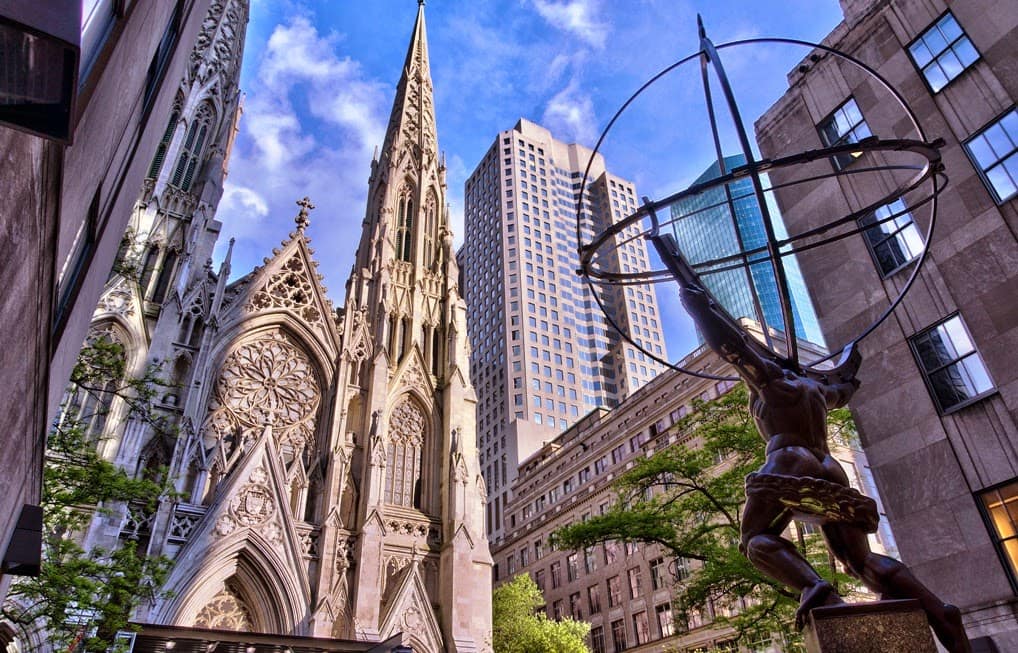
[965,109,1018,203]
[979,481,1018,591]
[818,97,871,169]
[909,315,994,413]
[858,199,924,277]
[908,13,978,93]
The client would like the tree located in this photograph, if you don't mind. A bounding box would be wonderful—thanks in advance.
[492,574,591,653]
[2,335,175,652]
[552,384,853,649]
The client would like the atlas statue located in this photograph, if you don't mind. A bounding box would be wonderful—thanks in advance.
[653,233,970,653]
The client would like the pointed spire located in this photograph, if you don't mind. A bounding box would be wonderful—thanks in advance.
[378,0,437,165]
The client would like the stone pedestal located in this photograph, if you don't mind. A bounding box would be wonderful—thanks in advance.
[803,599,937,653]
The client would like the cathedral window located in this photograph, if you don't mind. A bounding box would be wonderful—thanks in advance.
[147,102,181,179]
[384,399,426,508]
[151,248,178,304]
[395,187,414,262]
[171,101,215,191]
[423,194,437,268]
[57,325,126,444]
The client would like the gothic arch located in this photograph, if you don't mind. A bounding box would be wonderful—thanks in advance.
[394,182,415,263]
[382,393,441,515]
[161,535,309,635]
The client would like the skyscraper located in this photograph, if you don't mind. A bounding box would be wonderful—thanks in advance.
[459,119,668,543]
[669,154,824,347]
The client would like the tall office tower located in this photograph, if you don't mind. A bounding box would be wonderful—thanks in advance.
[460,118,668,543]
[670,154,825,347]
[756,0,1017,648]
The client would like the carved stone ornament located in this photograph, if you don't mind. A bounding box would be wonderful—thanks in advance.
[215,514,236,536]
[193,583,253,631]
[204,331,320,454]
[248,253,324,326]
[388,400,425,446]
[98,285,135,317]
[229,481,275,527]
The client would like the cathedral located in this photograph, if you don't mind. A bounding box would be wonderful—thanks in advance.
[30,1,491,650]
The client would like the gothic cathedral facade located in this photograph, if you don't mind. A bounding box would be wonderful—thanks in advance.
[57,2,490,650]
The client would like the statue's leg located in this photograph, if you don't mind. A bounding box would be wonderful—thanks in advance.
[741,492,841,628]
[823,520,971,653]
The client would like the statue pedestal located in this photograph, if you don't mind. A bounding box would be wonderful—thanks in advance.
[803,599,937,653]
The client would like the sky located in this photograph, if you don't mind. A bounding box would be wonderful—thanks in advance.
[213,0,847,362]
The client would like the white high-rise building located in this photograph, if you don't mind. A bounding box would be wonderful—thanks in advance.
[459,119,668,543]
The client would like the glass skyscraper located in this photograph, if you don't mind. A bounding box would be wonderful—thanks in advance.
[669,154,824,347]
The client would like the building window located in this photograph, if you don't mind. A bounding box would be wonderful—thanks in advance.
[965,109,1017,203]
[817,97,871,169]
[384,399,425,508]
[584,546,597,574]
[143,1,182,111]
[978,481,1018,592]
[607,576,622,607]
[148,103,181,179]
[551,561,562,588]
[567,553,579,582]
[587,584,601,614]
[656,603,674,637]
[569,592,582,619]
[909,314,994,413]
[535,569,546,592]
[552,599,564,620]
[650,557,667,590]
[632,611,650,645]
[610,619,627,652]
[590,626,606,653]
[908,12,979,93]
[858,199,924,277]
[627,567,642,599]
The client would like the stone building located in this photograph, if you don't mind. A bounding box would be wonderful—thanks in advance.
[754,0,1018,648]
[0,0,220,600]
[4,3,490,651]
[495,339,892,653]
[459,119,668,543]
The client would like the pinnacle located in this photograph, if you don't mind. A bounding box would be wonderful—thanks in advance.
[295,196,315,231]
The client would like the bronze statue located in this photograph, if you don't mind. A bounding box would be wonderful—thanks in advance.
[656,234,970,653]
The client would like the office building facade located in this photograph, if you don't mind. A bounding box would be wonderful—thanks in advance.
[670,154,825,347]
[459,119,668,542]
[755,0,1018,648]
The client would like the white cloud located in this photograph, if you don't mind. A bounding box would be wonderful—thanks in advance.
[212,13,392,298]
[542,78,598,146]
[531,0,609,49]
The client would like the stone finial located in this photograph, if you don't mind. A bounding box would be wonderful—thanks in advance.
[295,196,315,231]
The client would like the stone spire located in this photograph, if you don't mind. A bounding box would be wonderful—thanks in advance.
[377,0,438,180]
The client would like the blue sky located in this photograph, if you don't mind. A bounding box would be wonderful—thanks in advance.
[214,0,846,361]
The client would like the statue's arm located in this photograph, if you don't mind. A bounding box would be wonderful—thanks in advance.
[679,281,778,388]
[651,232,779,387]
[817,345,862,408]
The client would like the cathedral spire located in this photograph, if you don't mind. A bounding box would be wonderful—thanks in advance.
[378,0,438,172]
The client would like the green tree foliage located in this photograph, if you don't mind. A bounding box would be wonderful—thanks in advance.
[493,574,591,653]
[553,384,853,648]
[2,336,175,651]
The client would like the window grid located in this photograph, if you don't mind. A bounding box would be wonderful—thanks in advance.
[965,109,1018,203]
[818,97,871,170]
[909,314,994,414]
[908,12,979,93]
[858,199,924,277]
[979,481,1018,594]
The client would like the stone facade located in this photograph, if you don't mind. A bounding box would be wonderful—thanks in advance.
[0,0,219,603]
[5,3,490,651]
[755,0,1018,648]
[496,339,892,653]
